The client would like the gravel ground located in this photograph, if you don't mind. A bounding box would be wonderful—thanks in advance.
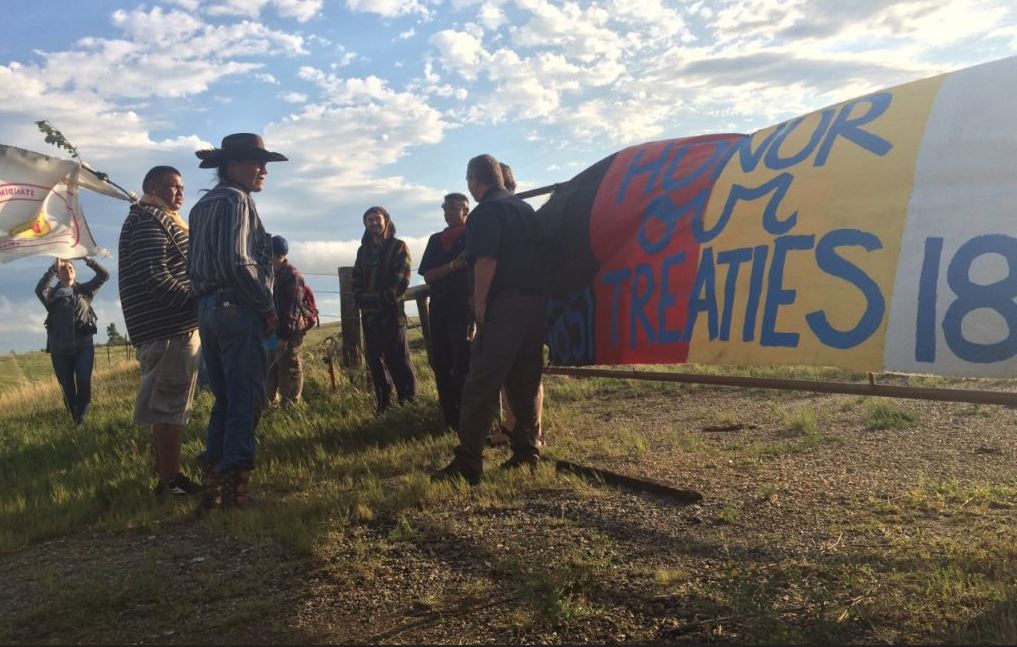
[2,379,1015,644]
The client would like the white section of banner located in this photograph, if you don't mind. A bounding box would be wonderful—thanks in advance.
[884,56,1017,377]
[0,145,124,264]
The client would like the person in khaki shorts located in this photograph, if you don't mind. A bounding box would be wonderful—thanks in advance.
[118,165,203,496]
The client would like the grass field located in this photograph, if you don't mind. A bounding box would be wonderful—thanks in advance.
[1,321,1015,644]
[0,345,135,394]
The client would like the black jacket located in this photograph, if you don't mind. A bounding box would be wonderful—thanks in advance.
[352,223,411,327]
[35,258,109,354]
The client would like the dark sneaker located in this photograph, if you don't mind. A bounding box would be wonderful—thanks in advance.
[500,455,539,472]
[431,462,481,486]
[155,473,205,496]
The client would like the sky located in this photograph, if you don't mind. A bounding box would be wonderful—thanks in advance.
[1,0,1016,353]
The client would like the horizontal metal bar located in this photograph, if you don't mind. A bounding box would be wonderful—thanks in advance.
[404,284,431,300]
[544,366,1017,407]
[516,183,560,200]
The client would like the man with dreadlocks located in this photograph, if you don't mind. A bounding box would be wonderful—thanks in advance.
[353,206,417,413]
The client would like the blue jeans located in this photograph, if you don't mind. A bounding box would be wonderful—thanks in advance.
[197,294,268,473]
[51,341,94,423]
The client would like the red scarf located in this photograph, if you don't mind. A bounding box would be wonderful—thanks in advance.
[439,224,466,252]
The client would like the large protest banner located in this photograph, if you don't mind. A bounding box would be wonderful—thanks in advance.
[0,145,127,264]
[543,56,1017,378]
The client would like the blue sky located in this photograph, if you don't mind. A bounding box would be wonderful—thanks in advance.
[1,0,1016,353]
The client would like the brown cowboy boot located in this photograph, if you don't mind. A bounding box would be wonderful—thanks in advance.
[220,468,255,509]
[195,461,221,514]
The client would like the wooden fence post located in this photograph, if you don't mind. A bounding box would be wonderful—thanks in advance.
[337,266,362,368]
[405,284,433,367]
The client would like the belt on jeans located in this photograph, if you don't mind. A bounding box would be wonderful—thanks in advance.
[200,288,243,306]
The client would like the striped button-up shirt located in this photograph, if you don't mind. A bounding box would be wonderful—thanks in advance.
[187,182,274,314]
[118,200,198,345]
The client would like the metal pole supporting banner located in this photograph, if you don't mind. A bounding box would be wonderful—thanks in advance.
[544,366,1017,407]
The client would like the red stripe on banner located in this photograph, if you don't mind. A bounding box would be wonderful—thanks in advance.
[589,134,744,364]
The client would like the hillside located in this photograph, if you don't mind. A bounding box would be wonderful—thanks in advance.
[0,322,1015,644]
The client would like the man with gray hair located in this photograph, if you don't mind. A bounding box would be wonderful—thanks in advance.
[433,154,547,484]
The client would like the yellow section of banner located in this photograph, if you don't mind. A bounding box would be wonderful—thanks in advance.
[687,75,944,370]
[9,212,52,239]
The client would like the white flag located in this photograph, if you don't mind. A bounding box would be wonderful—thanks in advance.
[0,144,129,264]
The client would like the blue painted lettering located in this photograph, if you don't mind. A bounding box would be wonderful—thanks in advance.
[658,251,687,343]
[760,234,815,347]
[615,142,676,204]
[601,268,631,348]
[716,247,753,342]
[684,247,719,341]
[815,92,893,166]
[630,264,657,348]
[805,229,885,349]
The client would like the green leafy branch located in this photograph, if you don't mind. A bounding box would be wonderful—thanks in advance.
[35,120,80,159]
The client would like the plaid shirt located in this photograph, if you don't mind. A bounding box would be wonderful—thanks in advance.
[274,260,307,340]
[352,228,411,327]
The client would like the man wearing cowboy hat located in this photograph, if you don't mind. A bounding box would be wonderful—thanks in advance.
[187,133,287,510]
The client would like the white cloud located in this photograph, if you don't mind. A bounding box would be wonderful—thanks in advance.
[255,72,280,84]
[24,8,307,101]
[0,4,312,177]
[332,46,360,68]
[344,0,430,18]
[262,67,449,216]
[568,98,670,143]
[604,0,693,41]
[398,28,416,40]
[476,3,506,30]
[307,34,333,47]
[167,0,203,11]
[280,91,308,102]
[510,2,623,63]
[429,29,486,79]
[0,296,46,337]
[205,0,324,22]
[289,236,430,276]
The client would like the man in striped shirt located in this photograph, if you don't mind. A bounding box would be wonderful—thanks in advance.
[353,206,417,413]
[119,165,202,497]
[187,133,288,510]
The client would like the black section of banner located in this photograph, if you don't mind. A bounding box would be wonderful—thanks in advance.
[539,152,617,366]
[539,152,617,297]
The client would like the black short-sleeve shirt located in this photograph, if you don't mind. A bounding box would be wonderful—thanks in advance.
[465,188,546,298]
[418,231,470,317]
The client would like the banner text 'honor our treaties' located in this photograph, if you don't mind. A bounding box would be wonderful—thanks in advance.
[546,56,1017,378]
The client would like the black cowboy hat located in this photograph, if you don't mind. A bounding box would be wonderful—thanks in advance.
[195,133,288,168]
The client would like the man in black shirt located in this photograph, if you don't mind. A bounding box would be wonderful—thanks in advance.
[433,155,547,484]
[419,192,471,431]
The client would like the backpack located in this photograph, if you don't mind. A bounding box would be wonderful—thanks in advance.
[297,283,319,333]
